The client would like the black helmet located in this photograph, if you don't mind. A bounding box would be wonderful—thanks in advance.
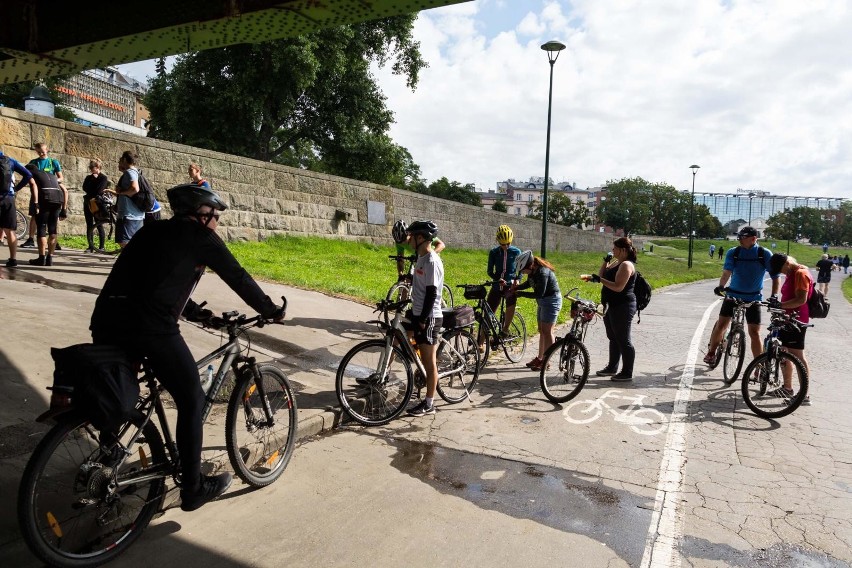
[392,220,408,244]
[167,184,228,216]
[406,220,438,239]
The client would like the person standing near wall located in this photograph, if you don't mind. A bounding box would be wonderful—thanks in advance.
[82,159,110,253]
[114,150,146,249]
[22,143,65,251]
[188,163,211,188]
[26,164,67,266]
[0,148,36,268]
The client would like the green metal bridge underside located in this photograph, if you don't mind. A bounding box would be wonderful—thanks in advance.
[0,0,469,85]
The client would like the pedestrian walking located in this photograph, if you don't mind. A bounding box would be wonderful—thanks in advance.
[815,254,833,295]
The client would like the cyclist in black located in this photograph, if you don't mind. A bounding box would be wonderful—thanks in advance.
[90,183,285,512]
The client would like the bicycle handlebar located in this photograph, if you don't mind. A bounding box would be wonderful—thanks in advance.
[205,296,288,331]
[388,254,417,262]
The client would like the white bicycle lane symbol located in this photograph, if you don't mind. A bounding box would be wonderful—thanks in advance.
[562,389,668,436]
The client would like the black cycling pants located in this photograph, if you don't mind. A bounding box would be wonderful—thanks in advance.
[84,197,105,248]
[93,331,204,486]
[603,302,637,376]
[35,204,60,238]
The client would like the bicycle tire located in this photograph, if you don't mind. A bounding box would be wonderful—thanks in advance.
[741,351,808,419]
[385,281,410,305]
[722,328,746,385]
[225,364,298,487]
[441,284,454,309]
[473,318,492,370]
[18,415,166,568]
[336,339,413,426]
[436,327,480,404]
[16,210,28,240]
[501,312,527,363]
[540,337,589,404]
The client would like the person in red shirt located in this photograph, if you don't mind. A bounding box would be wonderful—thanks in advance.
[768,253,812,404]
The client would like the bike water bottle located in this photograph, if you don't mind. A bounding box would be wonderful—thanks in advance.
[201,364,214,392]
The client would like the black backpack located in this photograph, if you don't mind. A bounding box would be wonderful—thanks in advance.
[807,280,830,319]
[130,170,155,212]
[634,271,652,323]
[731,246,766,263]
[0,156,12,193]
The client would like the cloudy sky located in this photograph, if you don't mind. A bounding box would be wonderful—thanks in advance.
[118,0,852,198]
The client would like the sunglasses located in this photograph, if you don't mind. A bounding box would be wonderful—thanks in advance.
[200,211,220,221]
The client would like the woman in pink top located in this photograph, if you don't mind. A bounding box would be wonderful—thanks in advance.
[768,253,812,404]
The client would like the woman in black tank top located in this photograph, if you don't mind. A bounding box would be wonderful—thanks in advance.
[595,237,638,381]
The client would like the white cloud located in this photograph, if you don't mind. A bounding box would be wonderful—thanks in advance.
[378,0,852,197]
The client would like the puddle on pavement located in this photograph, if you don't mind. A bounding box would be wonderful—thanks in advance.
[0,268,102,294]
[387,437,650,564]
[681,536,850,567]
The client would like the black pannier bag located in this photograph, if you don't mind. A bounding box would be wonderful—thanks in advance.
[441,305,475,329]
[49,344,139,431]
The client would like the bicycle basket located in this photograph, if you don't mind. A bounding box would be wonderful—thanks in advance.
[463,285,487,300]
[570,301,595,323]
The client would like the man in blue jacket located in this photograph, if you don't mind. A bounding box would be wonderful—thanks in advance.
[704,226,779,366]
[0,149,37,268]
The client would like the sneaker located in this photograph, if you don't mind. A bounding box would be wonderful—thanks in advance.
[5,258,17,268]
[45,255,52,266]
[28,256,45,266]
[703,352,717,366]
[19,239,35,248]
[801,395,811,406]
[525,357,542,369]
[407,400,435,417]
[595,368,617,376]
[611,373,633,382]
[96,248,107,254]
[84,247,95,253]
[355,373,381,386]
[180,472,233,512]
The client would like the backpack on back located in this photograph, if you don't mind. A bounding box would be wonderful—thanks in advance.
[31,170,64,206]
[807,281,830,319]
[634,271,652,323]
[130,170,155,212]
[0,156,12,193]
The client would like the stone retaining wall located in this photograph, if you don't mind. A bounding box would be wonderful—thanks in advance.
[0,107,634,253]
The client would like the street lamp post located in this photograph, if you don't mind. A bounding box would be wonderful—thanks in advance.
[687,165,700,269]
[748,192,755,226]
[539,40,566,258]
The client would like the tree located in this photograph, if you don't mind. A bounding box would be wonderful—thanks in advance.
[144,16,426,188]
[694,205,724,238]
[492,199,508,213]
[596,177,653,235]
[528,193,591,229]
[765,206,827,243]
[409,177,481,206]
[647,183,692,236]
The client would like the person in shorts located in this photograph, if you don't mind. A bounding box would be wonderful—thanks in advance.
[513,250,561,371]
[815,254,833,295]
[114,150,146,248]
[768,253,812,405]
[0,149,36,268]
[404,220,444,417]
[485,224,521,342]
[26,165,67,266]
[704,226,779,366]
[391,219,444,278]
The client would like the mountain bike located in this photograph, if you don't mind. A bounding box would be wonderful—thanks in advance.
[18,304,298,568]
[336,298,480,426]
[740,306,811,419]
[458,282,527,370]
[386,254,454,308]
[707,291,761,385]
[538,288,603,403]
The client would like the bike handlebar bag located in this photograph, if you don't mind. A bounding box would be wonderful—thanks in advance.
[441,305,475,329]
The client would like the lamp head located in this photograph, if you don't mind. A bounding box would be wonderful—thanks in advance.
[541,40,566,63]
[689,164,700,175]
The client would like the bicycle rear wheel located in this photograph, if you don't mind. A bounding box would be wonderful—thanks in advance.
[722,328,746,385]
[501,312,527,363]
[741,351,808,419]
[386,281,410,304]
[441,284,454,308]
[473,318,492,371]
[540,337,589,403]
[336,340,413,426]
[226,364,298,487]
[18,415,166,568]
[436,327,480,404]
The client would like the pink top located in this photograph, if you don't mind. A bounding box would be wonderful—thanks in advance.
[780,267,812,323]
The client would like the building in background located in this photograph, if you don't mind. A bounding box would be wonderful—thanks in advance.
[481,177,592,218]
[57,67,148,136]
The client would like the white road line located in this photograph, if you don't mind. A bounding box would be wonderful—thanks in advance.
[640,300,719,568]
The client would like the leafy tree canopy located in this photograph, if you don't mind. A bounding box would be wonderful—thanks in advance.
[408,176,481,206]
[527,192,591,229]
[766,204,851,245]
[492,198,508,213]
[144,15,426,189]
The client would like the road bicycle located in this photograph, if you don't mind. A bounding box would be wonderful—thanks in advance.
[336,298,480,426]
[538,288,603,403]
[562,389,667,436]
[458,282,527,369]
[707,291,762,385]
[385,254,454,308]
[17,305,298,567]
[740,306,810,419]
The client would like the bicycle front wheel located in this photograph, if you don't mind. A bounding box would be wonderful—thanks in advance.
[386,281,410,304]
[741,351,808,419]
[16,209,28,239]
[722,328,746,385]
[540,338,589,403]
[336,340,413,426]
[436,327,480,404]
[441,284,454,308]
[474,318,492,371]
[501,312,527,363]
[226,364,298,487]
[18,415,167,568]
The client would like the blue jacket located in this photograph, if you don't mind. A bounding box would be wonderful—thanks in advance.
[1,152,33,196]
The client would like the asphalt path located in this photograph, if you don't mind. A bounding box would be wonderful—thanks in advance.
[1,248,850,567]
